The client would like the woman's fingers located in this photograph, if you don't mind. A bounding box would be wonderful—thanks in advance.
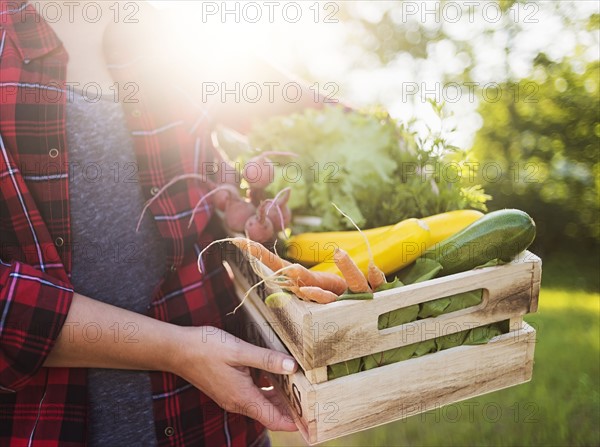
[261,387,298,432]
[226,341,299,431]
[256,373,272,389]
[181,326,299,431]
[235,382,297,432]
[232,340,298,375]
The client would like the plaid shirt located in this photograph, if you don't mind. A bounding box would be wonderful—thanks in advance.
[0,2,267,445]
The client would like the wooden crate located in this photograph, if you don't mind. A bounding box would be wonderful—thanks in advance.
[225,247,541,384]
[240,294,537,445]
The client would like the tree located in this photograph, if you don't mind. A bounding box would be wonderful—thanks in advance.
[472,56,599,254]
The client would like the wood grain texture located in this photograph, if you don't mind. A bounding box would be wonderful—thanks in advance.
[227,248,541,375]
[242,297,537,445]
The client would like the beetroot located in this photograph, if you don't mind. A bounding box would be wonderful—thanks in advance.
[245,202,275,243]
[243,157,275,189]
[247,187,267,207]
[212,184,240,212]
[242,151,298,189]
[265,187,292,232]
[224,199,256,233]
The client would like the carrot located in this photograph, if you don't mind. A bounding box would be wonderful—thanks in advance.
[232,237,347,295]
[195,237,288,277]
[197,236,347,307]
[195,236,293,314]
[228,237,290,273]
[333,248,371,293]
[290,286,338,304]
[283,264,347,296]
[330,203,386,291]
[367,263,387,290]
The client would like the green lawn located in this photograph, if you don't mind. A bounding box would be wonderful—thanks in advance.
[270,254,600,446]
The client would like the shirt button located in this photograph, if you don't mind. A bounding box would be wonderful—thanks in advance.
[49,148,59,158]
[24,59,31,64]
[54,237,64,247]
[131,109,142,118]
[170,264,177,273]
[164,427,174,437]
[150,186,160,195]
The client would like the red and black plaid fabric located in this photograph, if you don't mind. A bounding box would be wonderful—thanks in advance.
[0,2,264,445]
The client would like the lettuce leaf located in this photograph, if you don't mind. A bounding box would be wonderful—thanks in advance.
[327,357,362,380]
[375,277,404,292]
[326,321,506,379]
[464,324,504,345]
[412,338,437,357]
[377,304,419,330]
[398,258,443,285]
[236,106,490,232]
[418,297,452,318]
[435,329,469,351]
[444,290,483,313]
[363,344,416,371]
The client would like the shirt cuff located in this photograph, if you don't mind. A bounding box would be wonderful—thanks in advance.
[0,261,73,392]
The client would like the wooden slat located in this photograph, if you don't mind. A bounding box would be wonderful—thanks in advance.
[305,367,328,384]
[310,323,536,443]
[227,248,541,372]
[530,252,542,313]
[510,316,524,331]
[307,258,538,367]
[243,296,537,445]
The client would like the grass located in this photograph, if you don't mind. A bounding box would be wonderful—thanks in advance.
[270,252,600,446]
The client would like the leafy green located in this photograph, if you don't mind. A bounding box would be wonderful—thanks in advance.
[435,330,469,351]
[240,105,490,232]
[377,304,419,330]
[327,257,494,379]
[444,290,483,313]
[374,277,404,292]
[474,258,508,269]
[398,258,443,285]
[412,338,437,357]
[327,357,362,380]
[420,289,483,319]
[464,323,505,345]
[363,343,416,370]
[336,291,374,301]
[327,322,507,379]
[418,297,452,319]
[376,271,484,330]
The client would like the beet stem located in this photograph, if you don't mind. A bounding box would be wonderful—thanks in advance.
[136,173,212,232]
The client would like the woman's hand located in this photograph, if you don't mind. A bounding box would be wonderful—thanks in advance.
[170,326,298,431]
[44,293,299,432]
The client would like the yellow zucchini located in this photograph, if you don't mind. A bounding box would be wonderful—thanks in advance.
[285,225,393,265]
[309,218,431,277]
[421,209,484,246]
[286,210,483,265]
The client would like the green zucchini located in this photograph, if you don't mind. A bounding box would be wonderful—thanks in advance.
[423,209,536,276]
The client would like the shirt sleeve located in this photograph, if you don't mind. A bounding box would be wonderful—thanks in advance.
[0,260,73,392]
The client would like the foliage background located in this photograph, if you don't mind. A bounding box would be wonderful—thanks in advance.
[268,1,599,445]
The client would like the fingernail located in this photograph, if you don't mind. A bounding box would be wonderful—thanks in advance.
[282,358,296,373]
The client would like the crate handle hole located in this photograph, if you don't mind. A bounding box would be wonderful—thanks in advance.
[377,288,489,331]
